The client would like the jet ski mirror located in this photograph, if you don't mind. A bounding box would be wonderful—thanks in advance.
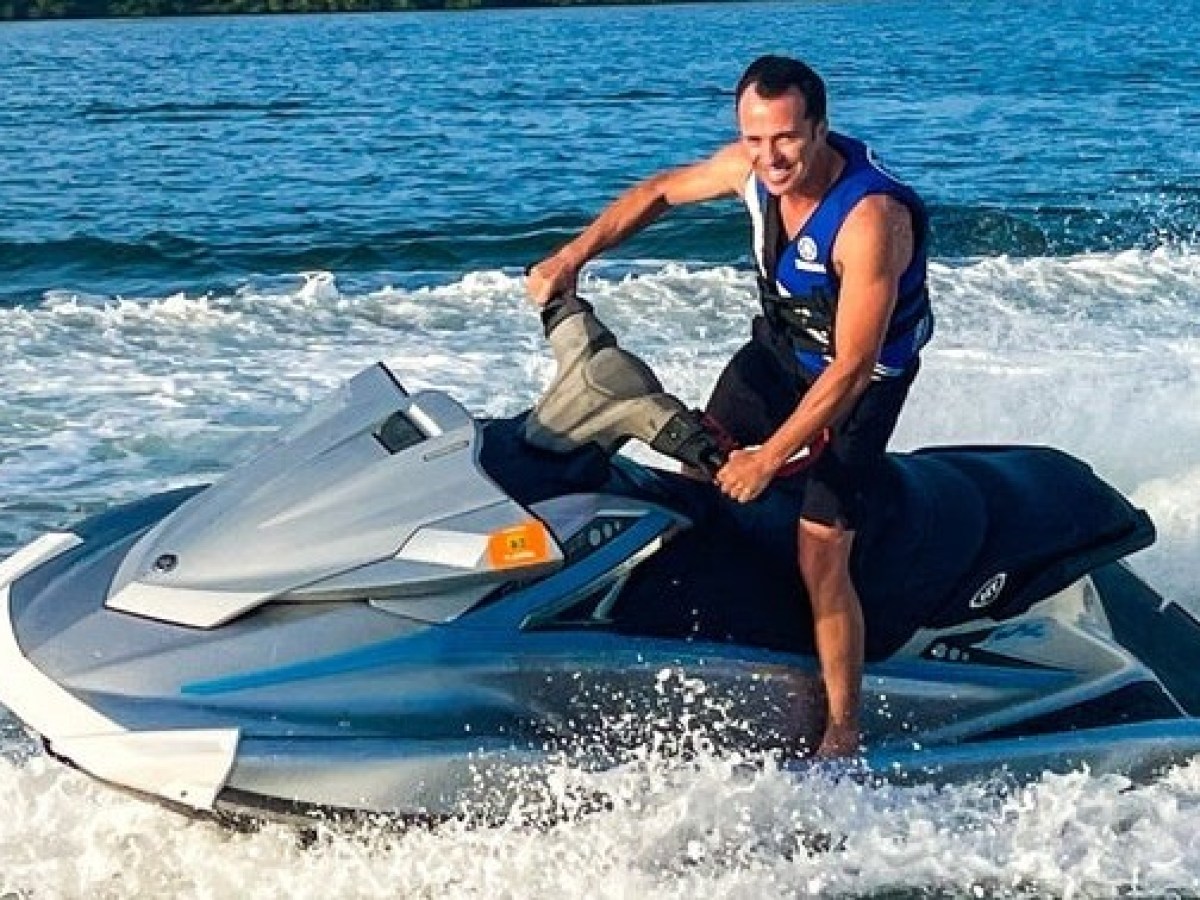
[523,290,727,478]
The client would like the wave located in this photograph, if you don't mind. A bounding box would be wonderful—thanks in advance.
[934,200,1200,258]
[4,729,1200,898]
[80,98,311,121]
[4,248,1196,343]
[581,85,730,105]
[1,203,1196,307]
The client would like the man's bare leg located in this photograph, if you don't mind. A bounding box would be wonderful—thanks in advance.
[797,517,865,758]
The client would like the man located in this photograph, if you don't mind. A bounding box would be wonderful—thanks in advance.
[526,55,933,758]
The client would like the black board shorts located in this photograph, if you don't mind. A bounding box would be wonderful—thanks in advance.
[704,317,917,529]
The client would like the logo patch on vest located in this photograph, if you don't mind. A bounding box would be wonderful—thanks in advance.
[796,236,819,263]
[969,573,1007,609]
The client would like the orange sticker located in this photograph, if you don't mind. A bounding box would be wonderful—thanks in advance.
[486,521,552,569]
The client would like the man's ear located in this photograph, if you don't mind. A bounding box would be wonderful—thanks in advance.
[815,119,829,141]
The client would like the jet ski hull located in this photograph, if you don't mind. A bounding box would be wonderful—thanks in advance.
[2,445,1197,823]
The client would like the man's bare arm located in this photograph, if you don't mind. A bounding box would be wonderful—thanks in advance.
[527,142,750,305]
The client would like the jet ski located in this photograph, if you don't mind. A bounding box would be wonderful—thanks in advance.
[2,294,1199,825]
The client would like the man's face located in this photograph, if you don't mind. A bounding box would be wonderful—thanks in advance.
[737,85,827,197]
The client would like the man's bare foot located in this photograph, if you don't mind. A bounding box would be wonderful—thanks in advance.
[815,722,860,759]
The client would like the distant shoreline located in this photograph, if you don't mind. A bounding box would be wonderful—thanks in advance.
[2,0,734,20]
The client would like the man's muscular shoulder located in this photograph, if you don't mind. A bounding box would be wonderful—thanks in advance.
[707,141,755,197]
[836,193,914,276]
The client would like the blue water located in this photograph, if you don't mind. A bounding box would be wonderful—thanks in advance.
[2,3,1200,898]
[0,0,1197,304]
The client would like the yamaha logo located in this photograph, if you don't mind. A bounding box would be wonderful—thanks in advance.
[970,573,1007,609]
[797,236,819,263]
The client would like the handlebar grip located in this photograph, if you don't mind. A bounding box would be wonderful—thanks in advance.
[648,411,728,480]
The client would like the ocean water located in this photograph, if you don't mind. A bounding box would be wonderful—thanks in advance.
[2,1,1200,896]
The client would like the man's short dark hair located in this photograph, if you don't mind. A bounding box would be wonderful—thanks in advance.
[735,55,827,124]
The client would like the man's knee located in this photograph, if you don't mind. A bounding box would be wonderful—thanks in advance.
[796,518,854,595]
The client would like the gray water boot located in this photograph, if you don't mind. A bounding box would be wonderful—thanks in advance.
[524,294,726,476]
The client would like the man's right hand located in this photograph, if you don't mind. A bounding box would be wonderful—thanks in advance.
[526,249,581,307]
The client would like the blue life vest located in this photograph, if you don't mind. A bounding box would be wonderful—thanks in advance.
[744,131,933,379]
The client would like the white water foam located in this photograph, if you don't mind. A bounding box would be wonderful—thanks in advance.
[3,748,1200,898]
[2,249,1200,897]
